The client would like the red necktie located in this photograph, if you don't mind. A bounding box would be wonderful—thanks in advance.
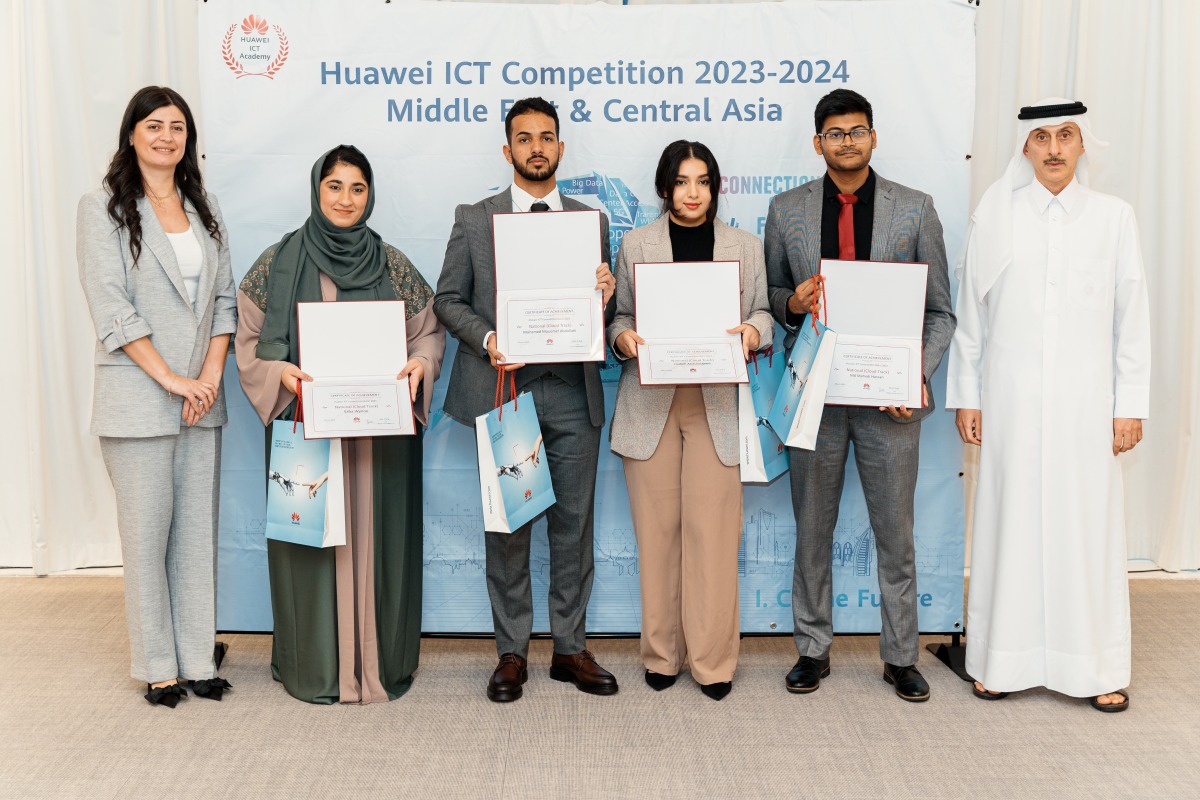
[836,193,858,260]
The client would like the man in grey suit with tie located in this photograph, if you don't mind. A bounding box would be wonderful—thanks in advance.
[433,97,619,702]
[765,89,956,702]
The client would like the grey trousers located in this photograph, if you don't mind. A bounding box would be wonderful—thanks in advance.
[788,406,922,666]
[485,375,600,658]
[99,426,221,683]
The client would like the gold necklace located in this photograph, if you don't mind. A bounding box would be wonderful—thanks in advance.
[144,184,175,207]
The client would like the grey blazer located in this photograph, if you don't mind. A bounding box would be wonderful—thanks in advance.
[606,215,774,466]
[763,174,955,423]
[433,188,613,427]
[77,189,237,437]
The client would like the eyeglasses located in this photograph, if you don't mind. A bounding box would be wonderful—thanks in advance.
[816,128,872,145]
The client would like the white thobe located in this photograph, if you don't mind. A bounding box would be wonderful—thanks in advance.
[946,178,1151,696]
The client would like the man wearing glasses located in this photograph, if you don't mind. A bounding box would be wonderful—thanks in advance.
[764,88,955,701]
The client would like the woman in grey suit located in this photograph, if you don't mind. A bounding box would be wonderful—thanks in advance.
[77,86,236,707]
[608,141,773,700]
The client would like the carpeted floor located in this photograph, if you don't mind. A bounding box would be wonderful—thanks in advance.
[0,577,1197,799]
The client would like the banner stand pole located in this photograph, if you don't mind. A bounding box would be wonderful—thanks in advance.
[926,633,971,681]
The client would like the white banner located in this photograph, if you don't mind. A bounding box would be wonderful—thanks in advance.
[199,0,975,633]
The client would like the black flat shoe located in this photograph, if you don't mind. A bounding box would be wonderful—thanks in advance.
[191,677,233,701]
[214,642,228,670]
[144,683,188,708]
[700,681,732,701]
[644,670,677,691]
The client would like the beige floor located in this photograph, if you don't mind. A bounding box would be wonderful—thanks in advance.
[1,577,1198,799]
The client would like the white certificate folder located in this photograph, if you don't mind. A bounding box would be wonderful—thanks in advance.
[493,209,605,364]
[634,261,748,386]
[820,259,928,408]
[297,300,416,438]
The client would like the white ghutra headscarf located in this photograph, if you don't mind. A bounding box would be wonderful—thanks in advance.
[959,98,1108,302]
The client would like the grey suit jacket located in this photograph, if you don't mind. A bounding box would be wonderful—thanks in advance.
[433,188,613,427]
[763,174,955,423]
[606,215,774,466]
[77,189,236,437]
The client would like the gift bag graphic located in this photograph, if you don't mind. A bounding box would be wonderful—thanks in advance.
[265,385,346,547]
[475,373,555,533]
[739,346,789,483]
[766,318,838,451]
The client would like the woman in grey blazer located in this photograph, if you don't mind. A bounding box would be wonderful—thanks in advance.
[607,141,772,700]
[77,86,236,707]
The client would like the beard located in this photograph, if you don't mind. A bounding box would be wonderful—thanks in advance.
[513,154,559,183]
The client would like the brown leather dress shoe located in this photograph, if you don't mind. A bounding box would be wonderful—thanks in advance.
[549,649,619,696]
[487,653,527,703]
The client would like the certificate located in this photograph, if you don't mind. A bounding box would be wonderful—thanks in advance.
[503,292,596,358]
[820,259,928,407]
[643,340,741,382]
[826,342,912,402]
[297,301,416,438]
[633,261,748,386]
[307,378,413,438]
[493,209,605,363]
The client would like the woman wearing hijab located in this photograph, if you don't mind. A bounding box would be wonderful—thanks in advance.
[78,86,235,707]
[235,145,445,704]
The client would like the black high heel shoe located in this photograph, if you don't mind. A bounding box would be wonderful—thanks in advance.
[144,682,188,708]
[700,681,732,701]
[214,642,228,670]
[644,670,677,691]
[191,677,233,701]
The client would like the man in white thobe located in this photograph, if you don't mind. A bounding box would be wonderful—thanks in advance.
[946,99,1150,712]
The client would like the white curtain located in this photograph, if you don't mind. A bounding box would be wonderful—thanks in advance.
[3,0,1196,572]
[964,0,1200,571]
[1,0,200,570]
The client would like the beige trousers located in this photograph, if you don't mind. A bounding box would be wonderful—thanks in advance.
[622,386,743,684]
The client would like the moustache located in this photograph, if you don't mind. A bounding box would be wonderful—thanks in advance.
[1043,159,1066,166]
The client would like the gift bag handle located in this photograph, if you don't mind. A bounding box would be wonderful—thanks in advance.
[494,369,518,421]
[812,274,828,332]
[293,378,303,433]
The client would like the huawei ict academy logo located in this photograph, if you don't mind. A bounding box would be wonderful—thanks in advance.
[222,14,289,79]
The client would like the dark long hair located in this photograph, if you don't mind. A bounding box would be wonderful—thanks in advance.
[102,86,220,266]
[654,140,721,224]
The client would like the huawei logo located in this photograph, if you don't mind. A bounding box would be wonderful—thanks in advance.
[241,14,269,34]
[222,14,289,79]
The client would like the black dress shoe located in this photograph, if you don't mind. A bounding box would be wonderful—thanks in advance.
[191,677,233,701]
[645,670,677,691]
[487,653,527,703]
[700,681,732,701]
[785,656,830,694]
[883,663,930,702]
[144,682,188,708]
[550,650,619,696]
